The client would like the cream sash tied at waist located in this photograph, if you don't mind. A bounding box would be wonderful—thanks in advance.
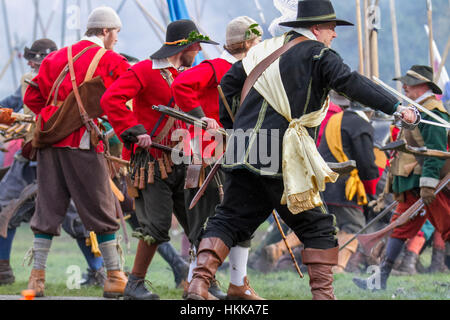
[242,34,338,214]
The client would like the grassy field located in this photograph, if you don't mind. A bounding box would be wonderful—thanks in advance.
[0,222,449,300]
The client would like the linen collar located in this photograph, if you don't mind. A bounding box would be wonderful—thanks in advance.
[80,35,105,48]
[416,90,434,103]
[220,50,238,65]
[290,27,317,41]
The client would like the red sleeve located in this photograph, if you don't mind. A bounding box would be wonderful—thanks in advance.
[172,62,216,113]
[23,80,46,116]
[100,68,143,137]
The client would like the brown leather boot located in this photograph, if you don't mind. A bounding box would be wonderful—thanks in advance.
[182,281,219,300]
[302,246,339,300]
[0,260,15,285]
[227,276,265,300]
[332,231,358,274]
[186,237,230,300]
[28,269,45,297]
[103,270,128,298]
[263,232,301,263]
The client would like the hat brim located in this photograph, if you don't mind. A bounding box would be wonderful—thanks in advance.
[150,39,218,60]
[393,75,442,95]
[279,18,354,28]
[23,47,42,63]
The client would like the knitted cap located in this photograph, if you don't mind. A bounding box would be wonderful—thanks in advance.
[86,6,122,29]
[226,16,263,47]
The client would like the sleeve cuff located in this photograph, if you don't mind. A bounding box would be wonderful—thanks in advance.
[120,124,147,149]
[391,101,401,115]
[420,177,439,189]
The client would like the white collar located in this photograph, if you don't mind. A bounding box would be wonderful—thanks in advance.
[290,27,317,41]
[220,50,238,64]
[152,58,174,70]
[80,35,105,48]
[353,110,371,123]
[416,90,434,103]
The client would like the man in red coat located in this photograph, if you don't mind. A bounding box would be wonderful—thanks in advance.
[101,19,218,300]
[23,6,130,298]
[171,16,264,300]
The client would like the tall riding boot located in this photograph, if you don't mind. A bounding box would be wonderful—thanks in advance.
[332,231,358,274]
[157,242,189,288]
[187,237,230,300]
[124,240,159,300]
[263,232,301,263]
[0,260,14,285]
[301,246,339,300]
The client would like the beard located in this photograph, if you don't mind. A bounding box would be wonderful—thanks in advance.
[180,52,196,68]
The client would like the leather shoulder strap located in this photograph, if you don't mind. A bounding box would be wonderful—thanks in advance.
[67,45,90,125]
[153,68,179,143]
[45,44,97,107]
[240,36,307,106]
[84,48,107,83]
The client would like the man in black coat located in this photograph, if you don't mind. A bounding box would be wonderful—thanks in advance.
[187,0,418,300]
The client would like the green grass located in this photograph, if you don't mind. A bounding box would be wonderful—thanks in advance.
[1,222,449,300]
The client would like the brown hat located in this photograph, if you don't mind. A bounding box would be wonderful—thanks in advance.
[24,38,58,63]
[226,16,263,47]
[393,65,442,95]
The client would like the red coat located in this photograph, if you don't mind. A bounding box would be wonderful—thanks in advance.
[24,40,130,151]
[171,58,232,159]
[101,59,186,160]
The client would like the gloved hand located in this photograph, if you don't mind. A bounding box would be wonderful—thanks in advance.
[420,187,436,206]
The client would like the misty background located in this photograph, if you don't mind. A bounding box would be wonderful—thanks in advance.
[0,0,449,99]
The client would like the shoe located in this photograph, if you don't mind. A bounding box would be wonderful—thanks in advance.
[227,276,264,300]
[103,270,128,299]
[28,269,45,297]
[80,267,107,287]
[123,274,159,300]
[391,250,418,275]
[209,277,227,300]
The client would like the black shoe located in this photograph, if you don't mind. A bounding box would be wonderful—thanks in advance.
[352,259,393,291]
[157,242,189,288]
[80,267,107,287]
[208,277,227,300]
[0,260,14,285]
[123,274,160,300]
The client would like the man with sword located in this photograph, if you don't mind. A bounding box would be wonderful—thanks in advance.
[353,65,450,291]
[186,0,419,300]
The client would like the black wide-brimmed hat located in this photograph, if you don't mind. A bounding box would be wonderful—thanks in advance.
[393,65,442,95]
[151,19,218,60]
[24,38,58,63]
[279,0,353,28]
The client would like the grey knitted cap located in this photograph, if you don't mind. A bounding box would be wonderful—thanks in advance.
[86,6,122,29]
[226,16,263,46]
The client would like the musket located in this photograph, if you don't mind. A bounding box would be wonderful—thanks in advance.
[380,139,450,159]
[372,76,450,128]
[339,199,398,251]
[152,105,228,137]
[356,172,450,255]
